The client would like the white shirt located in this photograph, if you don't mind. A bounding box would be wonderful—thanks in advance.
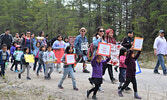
[153,36,167,55]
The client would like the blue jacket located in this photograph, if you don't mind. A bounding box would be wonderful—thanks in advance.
[33,42,40,57]
[0,50,9,64]
[74,35,88,55]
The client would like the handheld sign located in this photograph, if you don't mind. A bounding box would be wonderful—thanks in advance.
[68,36,76,47]
[136,60,141,74]
[132,37,144,51]
[24,54,35,63]
[65,54,76,65]
[36,37,44,40]
[81,42,88,50]
[97,42,111,56]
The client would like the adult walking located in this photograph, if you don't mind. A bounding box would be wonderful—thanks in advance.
[153,30,167,75]
[74,27,90,73]
[0,29,13,50]
[121,31,134,49]
[21,31,33,53]
[13,33,21,45]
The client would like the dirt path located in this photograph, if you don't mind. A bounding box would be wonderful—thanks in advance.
[0,63,167,100]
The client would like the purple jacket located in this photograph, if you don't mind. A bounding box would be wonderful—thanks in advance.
[125,50,141,77]
[10,46,16,59]
[91,56,111,78]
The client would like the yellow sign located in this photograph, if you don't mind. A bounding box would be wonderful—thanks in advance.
[24,54,35,63]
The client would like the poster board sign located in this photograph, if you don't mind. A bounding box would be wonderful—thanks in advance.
[36,37,44,40]
[136,60,141,74]
[15,51,23,61]
[65,54,76,65]
[108,44,122,66]
[24,54,35,63]
[68,36,76,47]
[97,43,111,56]
[132,37,144,51]
[81,42,88,50]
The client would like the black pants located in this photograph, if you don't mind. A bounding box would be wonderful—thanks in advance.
[103,64,114,81]
[89,84,101,96]
[33,58,38,71]
[121,76,137,92]
[11,59,16,70]
[15,61,22,71]
[0,62,5,76]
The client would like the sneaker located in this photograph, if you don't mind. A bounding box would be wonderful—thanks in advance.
[68,75,71,78]
[48,73,51,79]
[44,76,49,80]
[27,77,31,80]
[114,66,118,72]
[83,69,90,73]
[18,73,21,79]
[125,87,131,91]
[58,85,64,89]
[73,87,78,91]
[92,95,97,100]
[59,71,62,74]
[40,69,42,72]
[10,68,13,71]
[87,90,91,98]
[154,71,160,74]
[2,75,5,79]
[118,90,123,97]
[118,86,122,89]
[36,73,39,76]
[15,70,19,73]
[99,87,104,92]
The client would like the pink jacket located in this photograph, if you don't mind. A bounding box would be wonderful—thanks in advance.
[119,56,127,68]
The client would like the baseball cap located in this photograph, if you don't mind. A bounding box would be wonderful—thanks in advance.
[159,30,165,33]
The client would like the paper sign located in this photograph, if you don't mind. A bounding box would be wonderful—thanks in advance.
[81,42,88,50]
[65,54,76,65]
[68,36,76,47]
[97,43,111,56]
[133,37,144,51]
[24,54,35,63]
[16,51,23,61]
[36,37,44,40]
[108,44,122,66]
[136,60,141,74]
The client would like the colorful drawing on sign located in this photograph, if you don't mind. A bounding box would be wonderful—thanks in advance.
[68,36,76,47]
[65,54,76,65]
[108,43,122,66]
[133,37,144,51]
[97,42,111,56]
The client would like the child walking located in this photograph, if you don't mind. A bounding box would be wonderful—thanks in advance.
[118,47,127,89]
[64,36,70,49]
[36,46,46,76]
[43,46,57,79]
[13,45,23,72]
[0,44,9,79]
[87,53,111,100]
[18,47,31,80]
[33,42,40,71]
[58,46,78,90]
[118,50,142,99]
[52,35,66,73]
[10,42,17,71]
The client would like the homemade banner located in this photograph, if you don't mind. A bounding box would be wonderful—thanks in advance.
[24,54,35,63]
[65,54,76,65]
[136,60,142,74]
[133,37,144,51]
[81,42,88,51]
[68,36,76,47]
[108,43,122,66]
[97,42,111,56]
[15,51,23,61]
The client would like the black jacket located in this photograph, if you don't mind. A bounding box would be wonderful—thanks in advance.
[121,37,134,49]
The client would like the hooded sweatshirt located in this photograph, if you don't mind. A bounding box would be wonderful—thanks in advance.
[125,50,141,77]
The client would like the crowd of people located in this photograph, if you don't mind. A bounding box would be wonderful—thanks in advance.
[0,27,166,100]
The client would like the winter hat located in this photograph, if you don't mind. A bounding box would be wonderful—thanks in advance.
[105,29,114,34]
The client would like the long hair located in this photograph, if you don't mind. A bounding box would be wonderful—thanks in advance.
[119,47,127,57]
[95,26,105,40]
[65,46,73,54]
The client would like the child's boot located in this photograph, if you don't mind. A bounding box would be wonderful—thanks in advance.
[92,95,97,100]
[118,89,123,97]
[134,92,142,99]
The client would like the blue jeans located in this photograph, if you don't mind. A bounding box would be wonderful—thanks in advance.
[154,54,167,74]
[37,63,46,74]
[58,66,76,88]
[119,68,126,82]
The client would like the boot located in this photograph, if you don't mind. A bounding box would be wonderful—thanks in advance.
[118,89,123,97]
[134,92,142,99]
